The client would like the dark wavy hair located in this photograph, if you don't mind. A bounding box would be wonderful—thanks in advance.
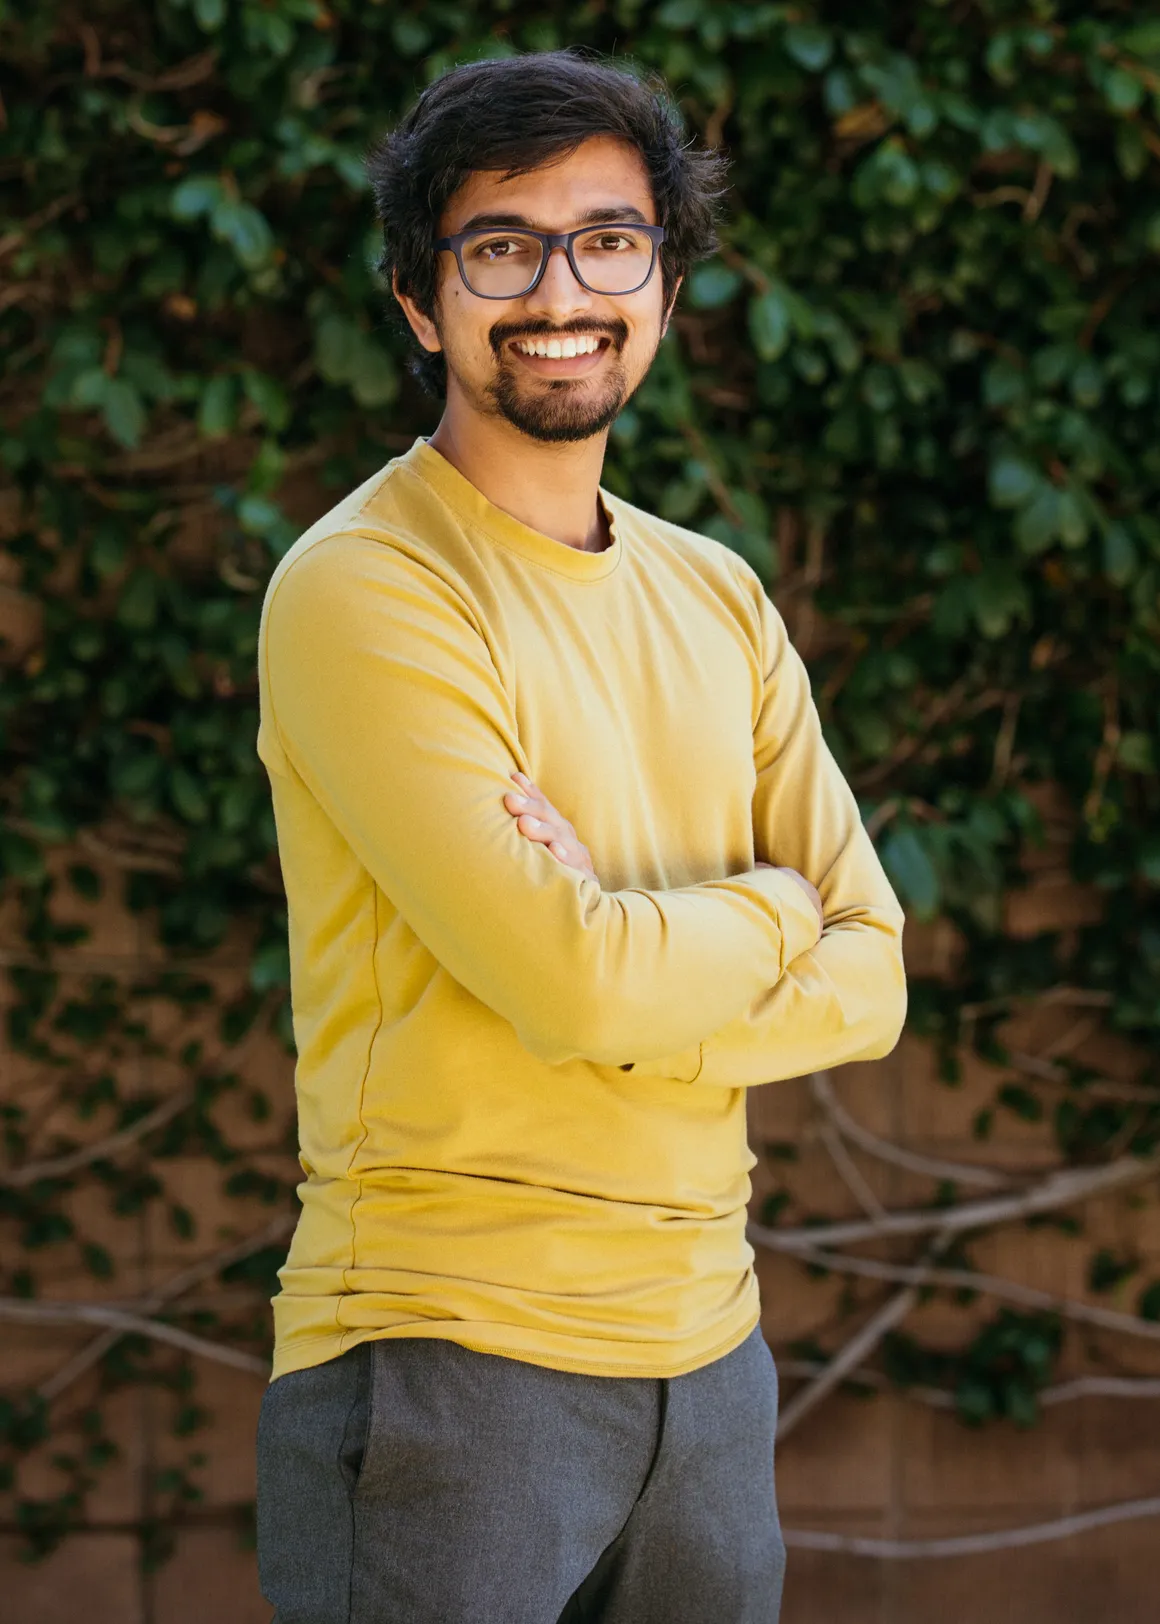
[362,47,730,397]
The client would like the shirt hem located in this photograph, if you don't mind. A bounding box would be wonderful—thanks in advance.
[268,1306,762,1385]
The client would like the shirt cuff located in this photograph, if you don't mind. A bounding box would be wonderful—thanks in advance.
[742,865,823,969]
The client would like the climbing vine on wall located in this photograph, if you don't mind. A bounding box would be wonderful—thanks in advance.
[3,0,1160,1567]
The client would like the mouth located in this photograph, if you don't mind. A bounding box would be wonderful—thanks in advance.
[506,333,613,377]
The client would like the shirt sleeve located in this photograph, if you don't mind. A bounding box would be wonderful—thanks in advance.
[622,562,907,1089]
[260,531,823,1070]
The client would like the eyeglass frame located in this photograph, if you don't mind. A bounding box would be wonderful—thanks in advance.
[433,222,667,299]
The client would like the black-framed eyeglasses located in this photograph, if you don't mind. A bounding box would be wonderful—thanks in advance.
[434,223,666,299]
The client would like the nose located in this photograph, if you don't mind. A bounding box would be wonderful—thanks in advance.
[522,243,594,322]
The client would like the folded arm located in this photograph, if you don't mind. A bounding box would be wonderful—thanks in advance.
[260,531,823,1069]
[624,561,907,1088]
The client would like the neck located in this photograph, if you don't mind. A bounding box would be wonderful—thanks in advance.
[426,393,611,554]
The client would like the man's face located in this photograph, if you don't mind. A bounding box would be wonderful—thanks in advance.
[416,134,676,444]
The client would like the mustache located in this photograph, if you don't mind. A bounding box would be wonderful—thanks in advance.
[489,317,629,356]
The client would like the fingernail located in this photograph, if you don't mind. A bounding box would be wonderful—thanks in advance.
[525,817,541,828]
[510,794,528,806]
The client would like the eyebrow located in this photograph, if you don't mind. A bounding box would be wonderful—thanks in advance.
[454,204,652,233]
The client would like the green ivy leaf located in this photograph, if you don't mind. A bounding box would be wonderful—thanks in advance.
[988,452,1039,508]
[237,494,285,535]
[1102,67,1145,116]
[82,1243,114,1280]
[748,287,792,361]
[392,16,433,55]
[1117,732,1156,774]
[170,175,224,221]
[197,373,238,438]
[240,369,291,431]
[1102,522,1137,584]
[110,751,163,798]
[250,940,291,993]
[101,379,147,448]
[1121,22,1160,59]
[688,263,744,309]
[210,197,276,269]
[170,767,209,824]
[971,565,1029,638]
[193,0,226,31]
[1115,123,1148,180]
[998,1083,1043,1123]
[116,570,160,631]
[0,828,46,883]
[347,344,398,408]
[1055,489,1089,549]
[954,1377,994,1426]
[783,24,833,72]
[1013,484,1060,555]
[881,827,940,920]
[1138,1281,1160,1321]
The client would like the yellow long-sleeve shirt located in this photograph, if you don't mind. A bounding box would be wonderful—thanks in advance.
[256,436,906,1381]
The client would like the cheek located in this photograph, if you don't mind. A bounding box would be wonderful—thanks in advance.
[436,288,496,363]
[622,304,666,365]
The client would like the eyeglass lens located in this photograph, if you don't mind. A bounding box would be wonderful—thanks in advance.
[460,228,656,296]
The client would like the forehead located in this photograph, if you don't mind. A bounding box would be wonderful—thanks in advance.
[440,134,656,234]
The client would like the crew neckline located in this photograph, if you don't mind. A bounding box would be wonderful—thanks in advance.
[398,436,625,582]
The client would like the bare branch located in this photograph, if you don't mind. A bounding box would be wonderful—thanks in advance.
[0,1299,268,1375]
[958,986,1113,1020]
[1006,1048,1159,1103]
[814,1099,888,1220]
[1041,1374,1160,1406]
[775,1228,957,1442]
[775,1361,1160,1409]
[809,1071,1017,1191]
[757,1241,1160,1346]
[37,1213,295,1400]
[0,1089,195,1188]
[751,1151,1160,1250]
[783,1496,1160,1559]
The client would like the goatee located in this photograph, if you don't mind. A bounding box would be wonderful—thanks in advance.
[486,356,632,443]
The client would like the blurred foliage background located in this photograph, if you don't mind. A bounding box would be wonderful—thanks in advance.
[3,0,1160,1575]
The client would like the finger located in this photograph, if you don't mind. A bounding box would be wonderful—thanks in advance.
[505,785,573,839]
[504,787,551,823]
[512,771,555,812]
[515,812,559,846]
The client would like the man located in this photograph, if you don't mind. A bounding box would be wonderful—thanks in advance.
[254,46,906,1624]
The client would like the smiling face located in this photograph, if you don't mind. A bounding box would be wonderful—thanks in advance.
[396,134,678,444]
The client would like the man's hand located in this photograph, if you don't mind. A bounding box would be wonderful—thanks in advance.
[755,860,824,933]
[504,771,600,883]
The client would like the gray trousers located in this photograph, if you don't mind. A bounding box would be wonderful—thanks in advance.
[256,1322,786,1624]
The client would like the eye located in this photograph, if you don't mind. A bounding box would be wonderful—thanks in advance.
[467,235,533,262]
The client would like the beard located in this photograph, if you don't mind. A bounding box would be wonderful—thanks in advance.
[486,325,635,443]
[488,361,630,443]
[442,316,653,444]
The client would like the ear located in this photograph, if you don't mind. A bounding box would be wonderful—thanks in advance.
[392,270,443,355]
[660,273,684,339]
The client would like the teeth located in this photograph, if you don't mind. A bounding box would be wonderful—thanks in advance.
[516,335,601,357]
